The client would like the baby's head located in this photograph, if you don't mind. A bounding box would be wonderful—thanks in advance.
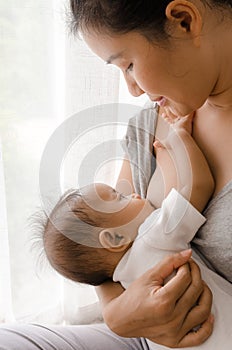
[43,183,153,286]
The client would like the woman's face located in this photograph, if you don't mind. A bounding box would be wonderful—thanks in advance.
[83,30,215,116]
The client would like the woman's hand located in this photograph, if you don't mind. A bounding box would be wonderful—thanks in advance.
[100,250,213,348]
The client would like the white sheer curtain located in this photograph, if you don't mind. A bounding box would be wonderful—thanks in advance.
[0,140,14,323]
[0,0,147,325]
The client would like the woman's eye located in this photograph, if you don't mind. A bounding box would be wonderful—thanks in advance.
[126,63,133,73]
[119,193,127,200]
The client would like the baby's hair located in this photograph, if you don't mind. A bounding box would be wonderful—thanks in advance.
[41,189,113,286]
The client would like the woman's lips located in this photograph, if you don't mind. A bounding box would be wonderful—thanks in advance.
[155,97,166,107]
[149,96,167,107]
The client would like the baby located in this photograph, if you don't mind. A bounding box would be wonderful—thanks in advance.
[42,113,232,349]
[43,114,210,283]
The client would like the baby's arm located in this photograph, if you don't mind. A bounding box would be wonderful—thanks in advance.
[115,158,135,195]
[154,113,214,212]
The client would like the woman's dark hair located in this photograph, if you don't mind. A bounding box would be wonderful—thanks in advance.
[69,0,232,41]
[70,0,173,41]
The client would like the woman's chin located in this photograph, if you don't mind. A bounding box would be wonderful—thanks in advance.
[168,104,195,117]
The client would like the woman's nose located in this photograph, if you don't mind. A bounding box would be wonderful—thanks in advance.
[125,76,144,97]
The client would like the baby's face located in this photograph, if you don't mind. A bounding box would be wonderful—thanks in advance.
[81,183,154,234]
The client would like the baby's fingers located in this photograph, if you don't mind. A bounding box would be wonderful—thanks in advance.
[153,140,165,150]
[163,107,178,120]
[161,112,175,124]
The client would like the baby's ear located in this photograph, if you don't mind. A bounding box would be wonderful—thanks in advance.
[99,229,128,252]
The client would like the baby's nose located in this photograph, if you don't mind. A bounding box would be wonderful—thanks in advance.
[131,193,141,199]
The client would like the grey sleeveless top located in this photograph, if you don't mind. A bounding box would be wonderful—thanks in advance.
[121,106,232,283]
[121,106,158,198]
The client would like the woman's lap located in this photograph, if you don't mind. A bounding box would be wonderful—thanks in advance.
[0,323,149,350]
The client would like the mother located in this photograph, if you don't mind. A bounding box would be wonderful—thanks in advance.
[0,0,231,349]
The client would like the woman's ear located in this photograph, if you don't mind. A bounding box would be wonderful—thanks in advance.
[99,229,129,252]
[165,0,202,46]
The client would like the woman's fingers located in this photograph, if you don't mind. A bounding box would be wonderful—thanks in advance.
[155,259,213,348]
[173,260,213,344]
[178,314,214,348]
[148,313,213,349]
[176,259,204,309]
[147,249,192,285]
[109,252,213,348]
[181,281,213,335]
[160,262,192,302]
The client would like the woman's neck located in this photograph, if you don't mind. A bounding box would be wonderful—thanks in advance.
[207,14,232,109]
[193,102,232,196]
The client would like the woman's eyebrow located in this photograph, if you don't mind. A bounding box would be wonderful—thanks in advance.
[106,51,124,64]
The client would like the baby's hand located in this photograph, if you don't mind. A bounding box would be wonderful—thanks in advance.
[153,139,165,150]
[162,109,194,135]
